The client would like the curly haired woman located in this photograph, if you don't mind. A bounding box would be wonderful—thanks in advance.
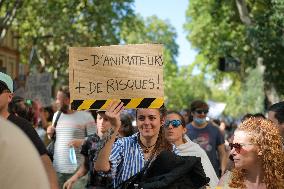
[218,117,284,189]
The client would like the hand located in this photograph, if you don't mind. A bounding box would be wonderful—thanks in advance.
[63,177,78,189]
[68,139,84,148]
[105,100,124,130]
[46,125,55,139]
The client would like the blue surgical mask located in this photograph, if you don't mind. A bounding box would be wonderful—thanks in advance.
[69,147,77,165]
[193,117,206,125]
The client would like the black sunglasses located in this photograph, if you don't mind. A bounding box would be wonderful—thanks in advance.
[164,120,182,128]
[195,109,209,114]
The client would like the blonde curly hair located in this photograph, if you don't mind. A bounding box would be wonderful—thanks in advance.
[229,117,284,188]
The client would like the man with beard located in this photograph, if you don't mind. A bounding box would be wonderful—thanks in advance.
[47,86,96,189]
[0,72,59,189]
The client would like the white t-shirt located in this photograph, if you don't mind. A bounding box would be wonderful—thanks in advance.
[175,135,219,188]
[52,111,96,173]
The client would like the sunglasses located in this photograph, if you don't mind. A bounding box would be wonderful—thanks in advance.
[195,109,209,114]
[229,143,253,154]
[164,120,182,128]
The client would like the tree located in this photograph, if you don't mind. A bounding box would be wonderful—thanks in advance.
[0,0,23,41]
[14,0,135,87]
[120,15,182,108]
[184,0,284,115]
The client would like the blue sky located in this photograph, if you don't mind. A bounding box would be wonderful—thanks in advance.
[134,0,198,66]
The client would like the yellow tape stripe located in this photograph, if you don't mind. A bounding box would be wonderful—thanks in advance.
[77,99,96,110]
[124,98,144,108]
[149,97,164,108]
[71,98,164,110]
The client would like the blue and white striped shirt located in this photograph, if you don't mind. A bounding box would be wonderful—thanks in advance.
[110,133,144,188]
[109,133,178,188]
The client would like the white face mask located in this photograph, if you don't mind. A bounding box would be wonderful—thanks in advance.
[69,146,77,165]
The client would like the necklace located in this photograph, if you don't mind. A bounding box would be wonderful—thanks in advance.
[139,138,157,154]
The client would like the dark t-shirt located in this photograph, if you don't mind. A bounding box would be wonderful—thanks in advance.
[7,114,47,156]
[186,122,224,176]
[81,134,111,188]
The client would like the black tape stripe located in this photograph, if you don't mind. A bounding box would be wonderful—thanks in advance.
[136,98,155,108]
[120,99,131,106]
[71,100,84,110]
[90,100,107,109]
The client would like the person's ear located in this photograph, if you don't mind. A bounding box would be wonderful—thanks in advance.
[183,127,187,135]
[258,150,263,156]
[7,93,13,103]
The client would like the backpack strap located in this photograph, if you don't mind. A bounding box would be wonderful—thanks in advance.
[51,111,62,140]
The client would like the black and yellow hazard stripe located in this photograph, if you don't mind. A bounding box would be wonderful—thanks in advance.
[71,98,164,110]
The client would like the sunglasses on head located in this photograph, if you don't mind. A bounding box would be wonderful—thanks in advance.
[229,143,253,154]
[164,120,182,128]
[195,109,209,114]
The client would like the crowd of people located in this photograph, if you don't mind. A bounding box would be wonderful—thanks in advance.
[1,71,284,189]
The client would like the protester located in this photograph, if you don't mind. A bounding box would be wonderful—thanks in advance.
[180,108,192,125]
[46,86,96,189]
[164,110,219,188]
[8,95,34,122]
[268,101,284,144]
[241,113,266,122]
[63,111,113,189]
[218,117,284,188]
[0,72,59,189]
[186,100,227,177]
[118,112,135,137]
[0,118,50,189]
[94,101,209,188]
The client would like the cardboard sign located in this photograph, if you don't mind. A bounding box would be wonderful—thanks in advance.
[69,44,164,110]
[25,73,52,107]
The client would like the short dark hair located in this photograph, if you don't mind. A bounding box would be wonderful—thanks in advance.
[190,100,209,112]
[268,101,284,124]
[120,113,134,137]
[58,86,70,99]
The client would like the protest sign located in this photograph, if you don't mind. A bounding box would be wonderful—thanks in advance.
[25,73,52,107]
[69,44,164,110]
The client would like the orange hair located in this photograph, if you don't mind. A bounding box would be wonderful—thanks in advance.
[229,118,284,188]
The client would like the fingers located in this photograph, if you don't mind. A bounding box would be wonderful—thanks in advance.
[106,100,124,114]
[67,141,74,147]
[63,181,73,189]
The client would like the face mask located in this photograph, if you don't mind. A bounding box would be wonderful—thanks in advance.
[69,147,77,165]
[193,117,206,125]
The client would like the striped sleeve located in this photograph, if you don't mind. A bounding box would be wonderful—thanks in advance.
[110,138,124,177]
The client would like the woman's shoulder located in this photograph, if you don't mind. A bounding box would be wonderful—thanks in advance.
[115,132,139,146]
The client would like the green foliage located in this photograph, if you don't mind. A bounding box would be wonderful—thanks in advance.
[120,15,182,108]
[184,0,283,116]
[0,0,23,40]
[14,0,135,86]
[224,66,265,117]
[166,63,211,110]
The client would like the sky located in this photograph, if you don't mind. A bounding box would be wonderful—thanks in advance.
[134,0,198,67]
